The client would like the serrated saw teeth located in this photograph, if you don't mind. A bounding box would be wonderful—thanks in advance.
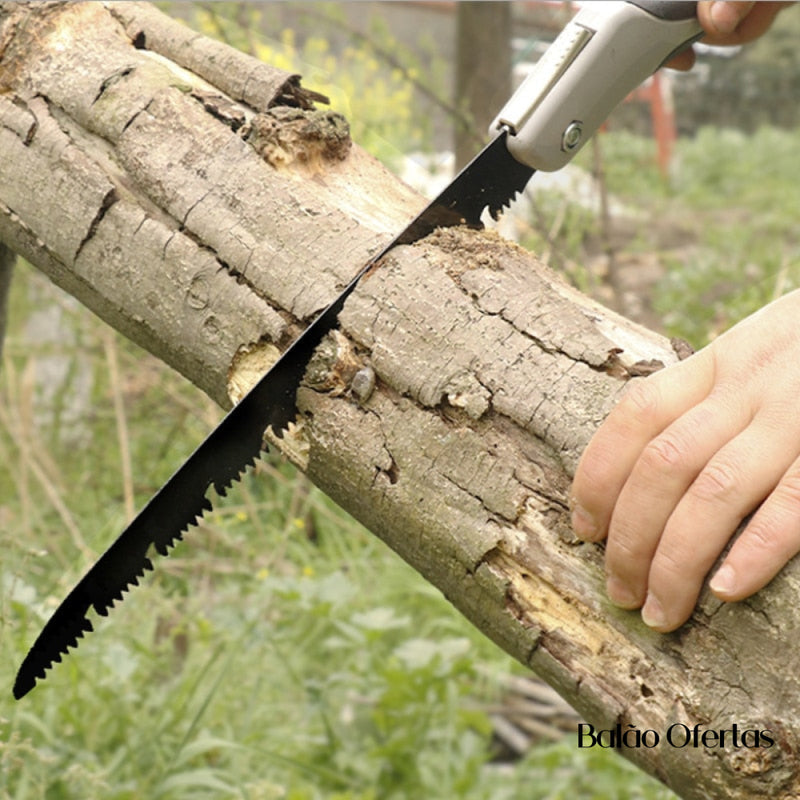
[154,541,172,556]
[15,132,537,700]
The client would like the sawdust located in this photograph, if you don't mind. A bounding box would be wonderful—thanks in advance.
[422,226,541,291]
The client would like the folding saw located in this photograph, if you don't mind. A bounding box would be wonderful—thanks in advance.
[14,0,701,699]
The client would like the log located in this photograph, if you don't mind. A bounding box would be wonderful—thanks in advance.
[2,3,799,797]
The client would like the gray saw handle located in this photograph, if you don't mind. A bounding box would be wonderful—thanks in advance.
[628,1,698,21]
[492,0,701,171]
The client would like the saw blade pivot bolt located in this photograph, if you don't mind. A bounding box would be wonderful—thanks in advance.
[561,121,583,152]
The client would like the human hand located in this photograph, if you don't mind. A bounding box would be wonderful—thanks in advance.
[666,1,789,71]
[570,289,800,632]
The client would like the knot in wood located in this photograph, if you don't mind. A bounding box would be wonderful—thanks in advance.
[304,330,363,397]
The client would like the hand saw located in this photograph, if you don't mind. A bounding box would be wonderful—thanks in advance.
[14,0,701,699]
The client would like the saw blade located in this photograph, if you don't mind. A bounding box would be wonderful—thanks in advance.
[14,131,533,699]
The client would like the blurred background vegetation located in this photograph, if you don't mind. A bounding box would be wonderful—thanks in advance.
[3,2,800,797]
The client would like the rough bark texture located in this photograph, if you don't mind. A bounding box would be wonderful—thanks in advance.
[2,4,799,798]
[0,0,418,407]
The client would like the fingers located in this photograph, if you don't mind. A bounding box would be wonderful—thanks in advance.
[570,350,715,545]
[711,458,800,602]
[665,2,752,71]
[574,350,800,632]
[698,1,755,38]
[602,389,753,613]
[697,1,787,44]
[665,48,696,72]
[667,1,788,70]
[634,416,799,631]
[571,343,800,633]
[571,293,800,634]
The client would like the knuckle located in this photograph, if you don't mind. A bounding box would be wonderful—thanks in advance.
[607,531,640,564]
[607,519,654,569]
[775,468,800,511]
[741,518,777,553]
[638,433,685,475]
[690,460,742,504]
[747,470,800,560]
[650,542,687,579]
[574,456,615,507]
[650,539,708,592]
[742,511,800,568]
[618,379,661,420]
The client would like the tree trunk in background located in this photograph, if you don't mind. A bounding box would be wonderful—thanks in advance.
[454,1,511,169]
[2,4,800,798]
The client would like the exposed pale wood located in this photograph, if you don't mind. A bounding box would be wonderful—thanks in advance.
[1,4,798,798]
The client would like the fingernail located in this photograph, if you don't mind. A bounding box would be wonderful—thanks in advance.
[606,575,640,609]
[709,564,737,597]
[641,594,667,630]
[570,503,598,540]
[710,2,742,34]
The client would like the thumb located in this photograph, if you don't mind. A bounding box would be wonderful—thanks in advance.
[703,0,755,36]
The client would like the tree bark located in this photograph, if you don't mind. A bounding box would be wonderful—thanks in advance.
[2,4,799,798]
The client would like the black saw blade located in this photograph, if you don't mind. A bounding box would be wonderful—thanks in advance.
[13,130,533,699]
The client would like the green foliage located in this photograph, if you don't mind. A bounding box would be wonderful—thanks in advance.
[520,188,599,278]
[512,740,677,800]
[530,124,800,347]
[654,125,800,344]
[675,8,800,132]
[576,132,667,203]
[677,126,800,218]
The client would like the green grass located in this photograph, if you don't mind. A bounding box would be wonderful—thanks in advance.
[602,126,800,344]
[654,125,800,344]
[521,124,800,349]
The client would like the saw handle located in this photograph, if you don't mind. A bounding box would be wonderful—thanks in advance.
[492,0,701,172]
[627,1,698,21]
